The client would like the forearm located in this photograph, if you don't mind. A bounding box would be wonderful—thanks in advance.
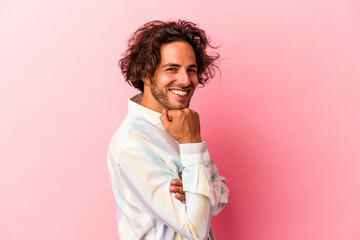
[181,142,229,216]
[112,144,214,239]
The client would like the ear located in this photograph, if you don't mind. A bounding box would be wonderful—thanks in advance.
[142,77,152,86]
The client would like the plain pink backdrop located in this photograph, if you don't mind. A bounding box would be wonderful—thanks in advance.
[1,0,359,239]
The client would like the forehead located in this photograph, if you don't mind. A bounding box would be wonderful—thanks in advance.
[159,41,196,64]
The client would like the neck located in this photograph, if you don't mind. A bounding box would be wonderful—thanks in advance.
[139,87,165,113]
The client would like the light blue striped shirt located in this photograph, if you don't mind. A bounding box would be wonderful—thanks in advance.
[107,93,229,239]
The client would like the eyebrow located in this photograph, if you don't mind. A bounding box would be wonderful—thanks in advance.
[161,63,198,68]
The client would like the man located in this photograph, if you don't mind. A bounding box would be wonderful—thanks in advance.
[107,20,229,239]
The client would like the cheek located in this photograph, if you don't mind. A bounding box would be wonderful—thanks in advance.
[192,77,199,87]
[156,74,173,86]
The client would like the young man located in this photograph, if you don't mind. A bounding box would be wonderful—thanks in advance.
[107,20,229,239]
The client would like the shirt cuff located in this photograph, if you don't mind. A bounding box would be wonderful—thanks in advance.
[179,142,211,166]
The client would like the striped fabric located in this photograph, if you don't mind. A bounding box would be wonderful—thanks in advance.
[107,93,229,240]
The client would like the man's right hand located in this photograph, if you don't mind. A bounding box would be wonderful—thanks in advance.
[160,108,202,144]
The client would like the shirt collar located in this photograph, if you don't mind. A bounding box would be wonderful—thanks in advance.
[128,93,162,126]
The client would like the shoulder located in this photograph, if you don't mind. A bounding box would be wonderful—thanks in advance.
[109,113,163,157]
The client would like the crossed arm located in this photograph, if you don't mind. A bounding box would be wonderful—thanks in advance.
[165,108,201,205]
[114,141,228,239]
[110,108,228,238]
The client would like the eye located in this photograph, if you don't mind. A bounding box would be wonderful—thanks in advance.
[166,68,176,72]
[188,68,197,74]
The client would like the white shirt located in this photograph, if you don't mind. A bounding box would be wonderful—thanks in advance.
[107,93,229,239]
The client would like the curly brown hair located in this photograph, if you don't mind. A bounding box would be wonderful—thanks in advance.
[119,20,220,92]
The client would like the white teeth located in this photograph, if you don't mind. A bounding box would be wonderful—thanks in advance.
[170,89,188,96]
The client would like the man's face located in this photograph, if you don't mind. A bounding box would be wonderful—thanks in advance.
[147,41,198,111]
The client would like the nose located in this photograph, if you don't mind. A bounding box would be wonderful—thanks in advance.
[178,69,191,86]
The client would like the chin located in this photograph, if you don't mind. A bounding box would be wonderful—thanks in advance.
[168,102,190,110]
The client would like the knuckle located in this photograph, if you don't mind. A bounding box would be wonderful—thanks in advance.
[182,108,190,114]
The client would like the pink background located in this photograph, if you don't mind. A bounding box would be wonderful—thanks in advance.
[1,0,360,239]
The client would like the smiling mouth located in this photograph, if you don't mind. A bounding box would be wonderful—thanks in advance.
[169,89,190,97]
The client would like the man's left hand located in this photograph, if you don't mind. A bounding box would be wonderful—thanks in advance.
[169,179,186,204]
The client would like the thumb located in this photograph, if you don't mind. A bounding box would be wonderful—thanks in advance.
[160,109,170,127]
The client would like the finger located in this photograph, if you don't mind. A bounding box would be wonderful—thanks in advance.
[182,108,190,113]
[167,112,174,121]
[160,109,170,127]
[170,179,182,186]
[175,193,186,201]
[167,109,182,120]
[169,186,184,194]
